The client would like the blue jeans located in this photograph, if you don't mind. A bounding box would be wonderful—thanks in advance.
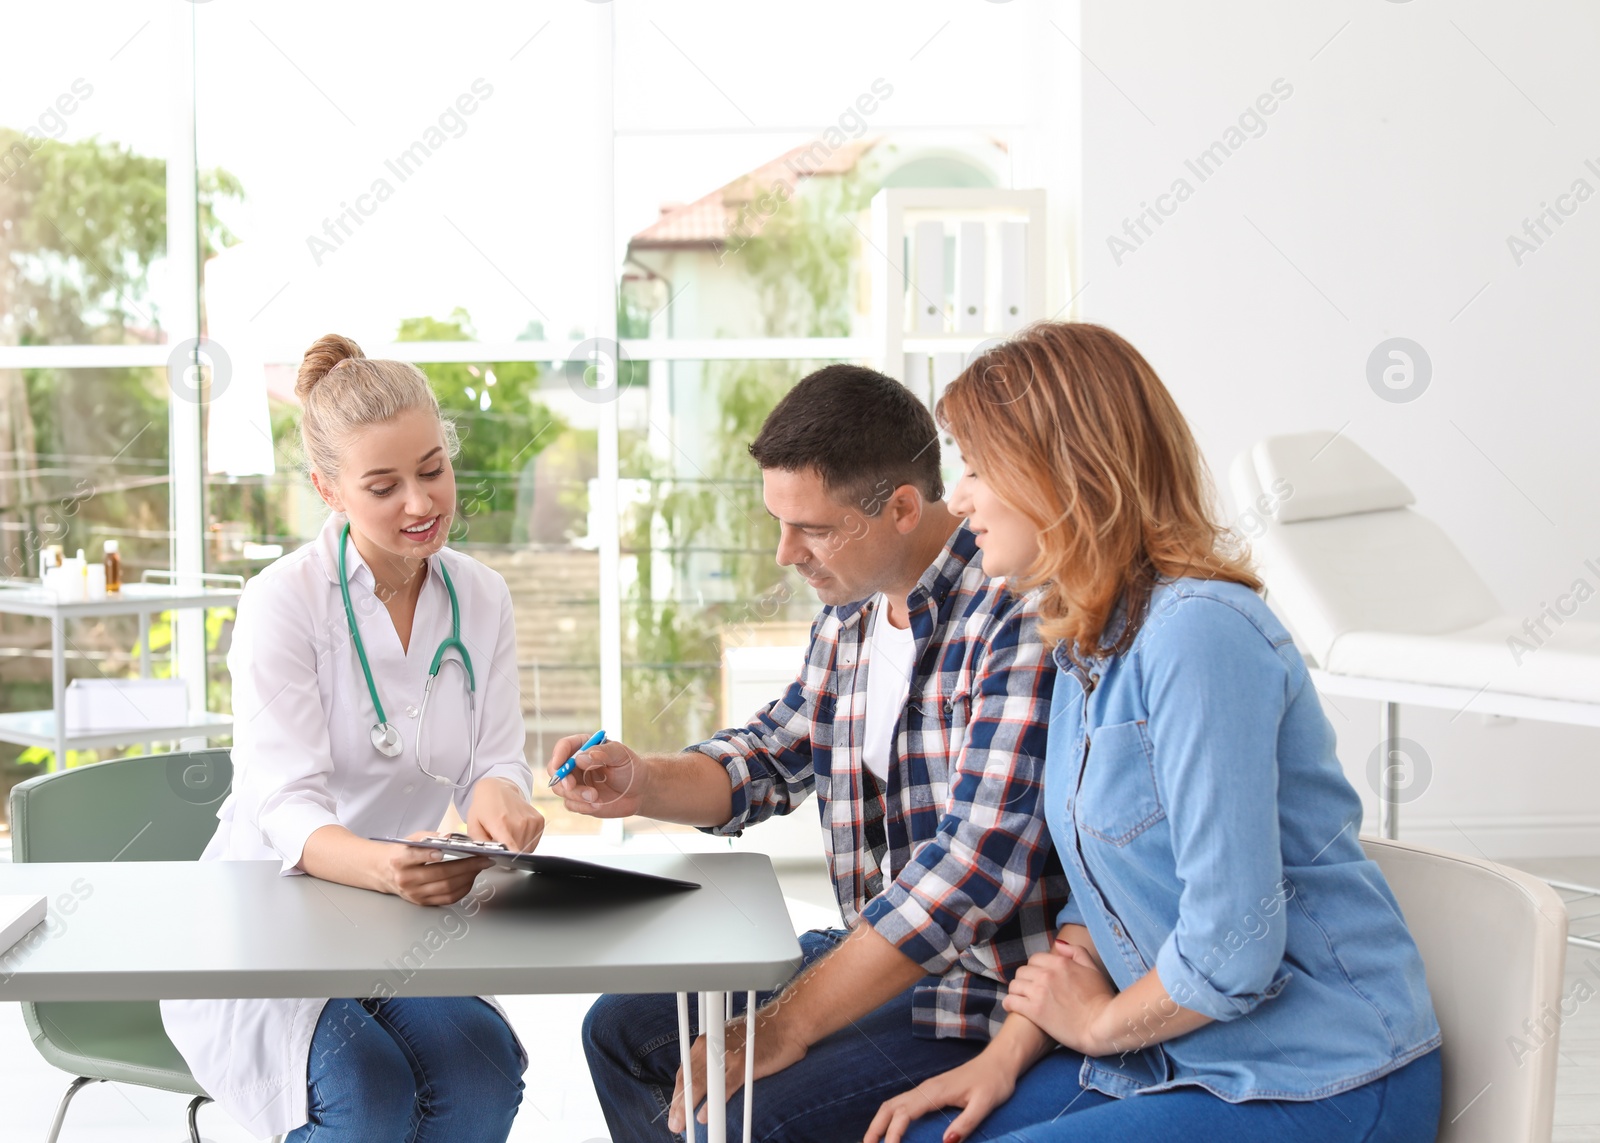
[902,1046,1443,1143]
[583,928,991,1143]
[284,996,525,1142]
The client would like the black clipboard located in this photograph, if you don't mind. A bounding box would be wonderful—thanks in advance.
[373,834,700,891]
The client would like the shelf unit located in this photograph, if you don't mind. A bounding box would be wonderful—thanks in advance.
[869,187,1049,399]
[0,572,243,771]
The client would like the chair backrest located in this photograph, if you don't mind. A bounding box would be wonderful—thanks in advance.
[8,751,230,1096]
[1230,433,1500,666]
[1362,836,1568,1143]
[8,749,232,863]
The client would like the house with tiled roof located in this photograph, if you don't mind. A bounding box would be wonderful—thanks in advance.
[623,132,1010,341]
[630,138,873,253]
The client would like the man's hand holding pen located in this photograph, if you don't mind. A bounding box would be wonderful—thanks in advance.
[548,733,649,818]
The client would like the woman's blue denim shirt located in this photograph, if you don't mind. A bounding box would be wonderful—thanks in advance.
[1045,578,1441,1102]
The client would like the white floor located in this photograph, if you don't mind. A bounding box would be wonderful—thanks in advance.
[4,849,1599,1141]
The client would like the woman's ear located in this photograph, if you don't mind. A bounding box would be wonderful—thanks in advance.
[309,470,344,513]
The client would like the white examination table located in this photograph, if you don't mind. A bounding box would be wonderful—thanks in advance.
[1231,431,1600,949]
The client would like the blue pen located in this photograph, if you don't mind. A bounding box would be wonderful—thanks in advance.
[549,729,605,787]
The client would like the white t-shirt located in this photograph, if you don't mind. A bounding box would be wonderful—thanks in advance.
[862,594,918,784]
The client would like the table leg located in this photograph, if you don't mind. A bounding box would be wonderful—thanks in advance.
[51,614,66,772]
[705,990,727,1143]
[678,991,754,1143]
[1380,701,1401,840]
[743,991,755,1143]
[677,993,695,1140]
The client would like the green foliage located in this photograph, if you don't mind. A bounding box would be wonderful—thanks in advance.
[0,128,240,340]
[620,171,879,750]
[0,127,242,772]
[738,171,873,338]
[0,128,243,572]
[688,168,878,572]
[16,365,169,563]
[396,308,567,545]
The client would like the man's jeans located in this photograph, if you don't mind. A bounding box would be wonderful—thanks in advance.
[583,929,988,1143]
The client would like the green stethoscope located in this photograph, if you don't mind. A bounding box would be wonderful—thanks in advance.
[338,522,478,788]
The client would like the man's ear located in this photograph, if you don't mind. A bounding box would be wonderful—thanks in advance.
[886,483,924,534]
[309,470,343,514]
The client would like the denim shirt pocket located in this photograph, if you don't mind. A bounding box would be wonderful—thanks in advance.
[1076,719,1165,846]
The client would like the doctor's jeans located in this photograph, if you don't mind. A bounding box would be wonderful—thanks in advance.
[584,928,992,1143]
[284,996,524,1142]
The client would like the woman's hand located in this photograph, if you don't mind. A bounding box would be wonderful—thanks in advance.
[864,1053,1020,1143]
[378,834,493,906]
[1002,939,1119,1057]
[301,824,489,905]
[466,777,546,853]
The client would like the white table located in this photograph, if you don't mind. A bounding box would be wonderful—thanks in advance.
[0,575,242,771]
[0,853,802,1141]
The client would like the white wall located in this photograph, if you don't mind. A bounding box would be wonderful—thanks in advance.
[1079,0,1600,856]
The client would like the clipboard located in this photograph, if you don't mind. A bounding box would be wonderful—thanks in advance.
[373,834,700,892]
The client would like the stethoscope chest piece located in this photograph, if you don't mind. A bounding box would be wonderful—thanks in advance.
[371,721,403,758]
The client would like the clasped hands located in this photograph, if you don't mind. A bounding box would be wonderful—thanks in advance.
[1000,937,1118,1054]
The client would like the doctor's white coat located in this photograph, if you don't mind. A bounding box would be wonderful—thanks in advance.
[160,512,533,1137]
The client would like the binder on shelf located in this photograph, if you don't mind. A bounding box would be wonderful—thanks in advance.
[999,220,1028,333]
[956,220,986,334]
[914,219,946,334]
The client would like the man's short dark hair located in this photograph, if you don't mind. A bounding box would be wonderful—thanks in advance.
[748,364,943,513]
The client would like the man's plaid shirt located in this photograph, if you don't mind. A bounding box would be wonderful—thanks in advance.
[691,524,1068,1040]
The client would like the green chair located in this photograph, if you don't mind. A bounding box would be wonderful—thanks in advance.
[8,748,235,1143]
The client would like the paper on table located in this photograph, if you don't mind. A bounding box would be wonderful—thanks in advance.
[0,895,47,958]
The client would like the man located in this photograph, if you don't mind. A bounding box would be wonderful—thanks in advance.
[555,364,1066,1142]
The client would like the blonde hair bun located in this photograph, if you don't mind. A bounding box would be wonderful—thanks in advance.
[295,333,365,401]
[293,333,458,482]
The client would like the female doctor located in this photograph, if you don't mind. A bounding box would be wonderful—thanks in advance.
[161,334,544,1142]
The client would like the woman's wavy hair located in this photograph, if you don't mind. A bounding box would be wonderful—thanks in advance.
[937,321,1259,661]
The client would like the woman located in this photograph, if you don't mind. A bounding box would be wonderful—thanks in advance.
[161,334,543,1141]
[866,323,1442,1143]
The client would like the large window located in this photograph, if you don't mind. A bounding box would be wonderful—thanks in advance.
[1,8,184,791]
[2,0,1076,838]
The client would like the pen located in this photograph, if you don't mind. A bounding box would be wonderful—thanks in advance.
[548,728,605,788]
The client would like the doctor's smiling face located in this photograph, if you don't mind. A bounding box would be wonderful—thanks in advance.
[310,406,457,583]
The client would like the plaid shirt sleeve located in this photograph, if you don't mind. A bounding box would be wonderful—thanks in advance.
[860,594,1056,974]
[687,617,827,837]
